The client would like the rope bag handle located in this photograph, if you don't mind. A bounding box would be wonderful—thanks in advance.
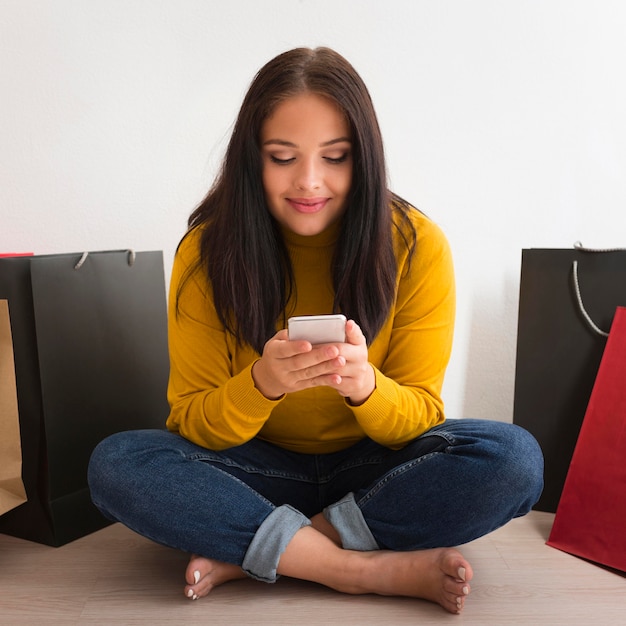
[571,241,626,338]
[73,250,136,270]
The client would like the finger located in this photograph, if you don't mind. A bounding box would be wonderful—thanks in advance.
[283,339,313,357]
[305,372,344,389]
[273,328,312,354]
[307,344,342,366]
[275,329,289,341]
[267,331,312,358]
[345,319,366,346]
[295,349,344,382]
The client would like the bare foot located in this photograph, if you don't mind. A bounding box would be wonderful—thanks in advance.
[184,555,246,600]
[337,547,472,614]
[182,530,472,614]
[278,527,473,615]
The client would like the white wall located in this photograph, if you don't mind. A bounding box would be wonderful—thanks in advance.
[2,0,625,422]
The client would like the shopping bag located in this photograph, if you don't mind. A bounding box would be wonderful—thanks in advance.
[547,306,626,571]
[0,250,170,545]
[513,244,626,512]
[0,300,28,515]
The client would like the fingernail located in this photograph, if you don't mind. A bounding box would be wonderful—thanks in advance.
[187,589,194,598]
[458,566,466,581]
[194,570,200,584]
[463,585,469,595]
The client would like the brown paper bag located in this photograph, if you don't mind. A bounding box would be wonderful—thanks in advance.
[0,299,28,515]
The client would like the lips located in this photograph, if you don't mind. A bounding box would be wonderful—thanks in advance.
[287,197,329,214]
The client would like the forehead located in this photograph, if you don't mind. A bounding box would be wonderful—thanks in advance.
[261,92,350,142]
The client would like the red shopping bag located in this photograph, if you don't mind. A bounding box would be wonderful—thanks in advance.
[547,306,626,571]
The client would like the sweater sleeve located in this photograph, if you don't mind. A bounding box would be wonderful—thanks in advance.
[349,212,455,448]
[165,230,281,450]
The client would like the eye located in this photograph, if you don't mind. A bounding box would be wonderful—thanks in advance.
[324,153,349,165]
[269,155,295,165]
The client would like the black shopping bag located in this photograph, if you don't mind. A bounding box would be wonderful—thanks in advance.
[512,243,626,512]
[0,250,170,545]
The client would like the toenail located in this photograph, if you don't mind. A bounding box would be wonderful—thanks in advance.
[187,589,194,598]
[463,585,469,595]
[192,594,198,601]
[457,567,466,581]
[194,570,200,584]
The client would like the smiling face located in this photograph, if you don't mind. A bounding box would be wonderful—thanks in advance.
[260,92,353,237]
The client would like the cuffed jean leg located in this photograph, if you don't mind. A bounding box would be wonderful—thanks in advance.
[242,505,311,582]
[323,493,379,551]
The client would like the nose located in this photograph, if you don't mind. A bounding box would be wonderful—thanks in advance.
[294,157,321,191]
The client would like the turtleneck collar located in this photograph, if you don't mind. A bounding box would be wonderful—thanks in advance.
[280,218,342,249]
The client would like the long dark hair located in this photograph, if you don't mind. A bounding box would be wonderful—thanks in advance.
[179,47,416,354]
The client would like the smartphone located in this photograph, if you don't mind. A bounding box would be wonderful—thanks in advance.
[288,314,347,344]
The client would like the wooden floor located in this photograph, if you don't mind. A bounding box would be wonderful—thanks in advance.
[0,511,622,625]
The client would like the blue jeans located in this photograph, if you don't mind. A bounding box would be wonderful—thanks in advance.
[88,419,543,583]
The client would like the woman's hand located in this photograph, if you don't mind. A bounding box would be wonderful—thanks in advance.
[329,319,376,405]
[251,320,375,404]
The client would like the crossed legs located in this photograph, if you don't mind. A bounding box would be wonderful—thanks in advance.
[88,422,542,616]
[184,513,473,615]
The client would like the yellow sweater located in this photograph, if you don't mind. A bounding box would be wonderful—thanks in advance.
[166,207,455,453]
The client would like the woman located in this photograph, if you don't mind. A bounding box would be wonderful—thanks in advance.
[88,47,543,615]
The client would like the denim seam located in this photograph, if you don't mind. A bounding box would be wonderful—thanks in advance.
[189,451,387,485]
[188,452,318,483]
[316,459,383,483]
[209,464,276,508]
[357,449,447,506]
[421,428,457,445]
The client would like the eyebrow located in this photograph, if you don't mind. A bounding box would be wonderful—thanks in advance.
[262,137,352,148]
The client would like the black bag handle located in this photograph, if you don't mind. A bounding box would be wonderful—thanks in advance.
[571,241,626,338]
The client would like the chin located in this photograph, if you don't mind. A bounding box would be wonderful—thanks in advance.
[290,222,330,237]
